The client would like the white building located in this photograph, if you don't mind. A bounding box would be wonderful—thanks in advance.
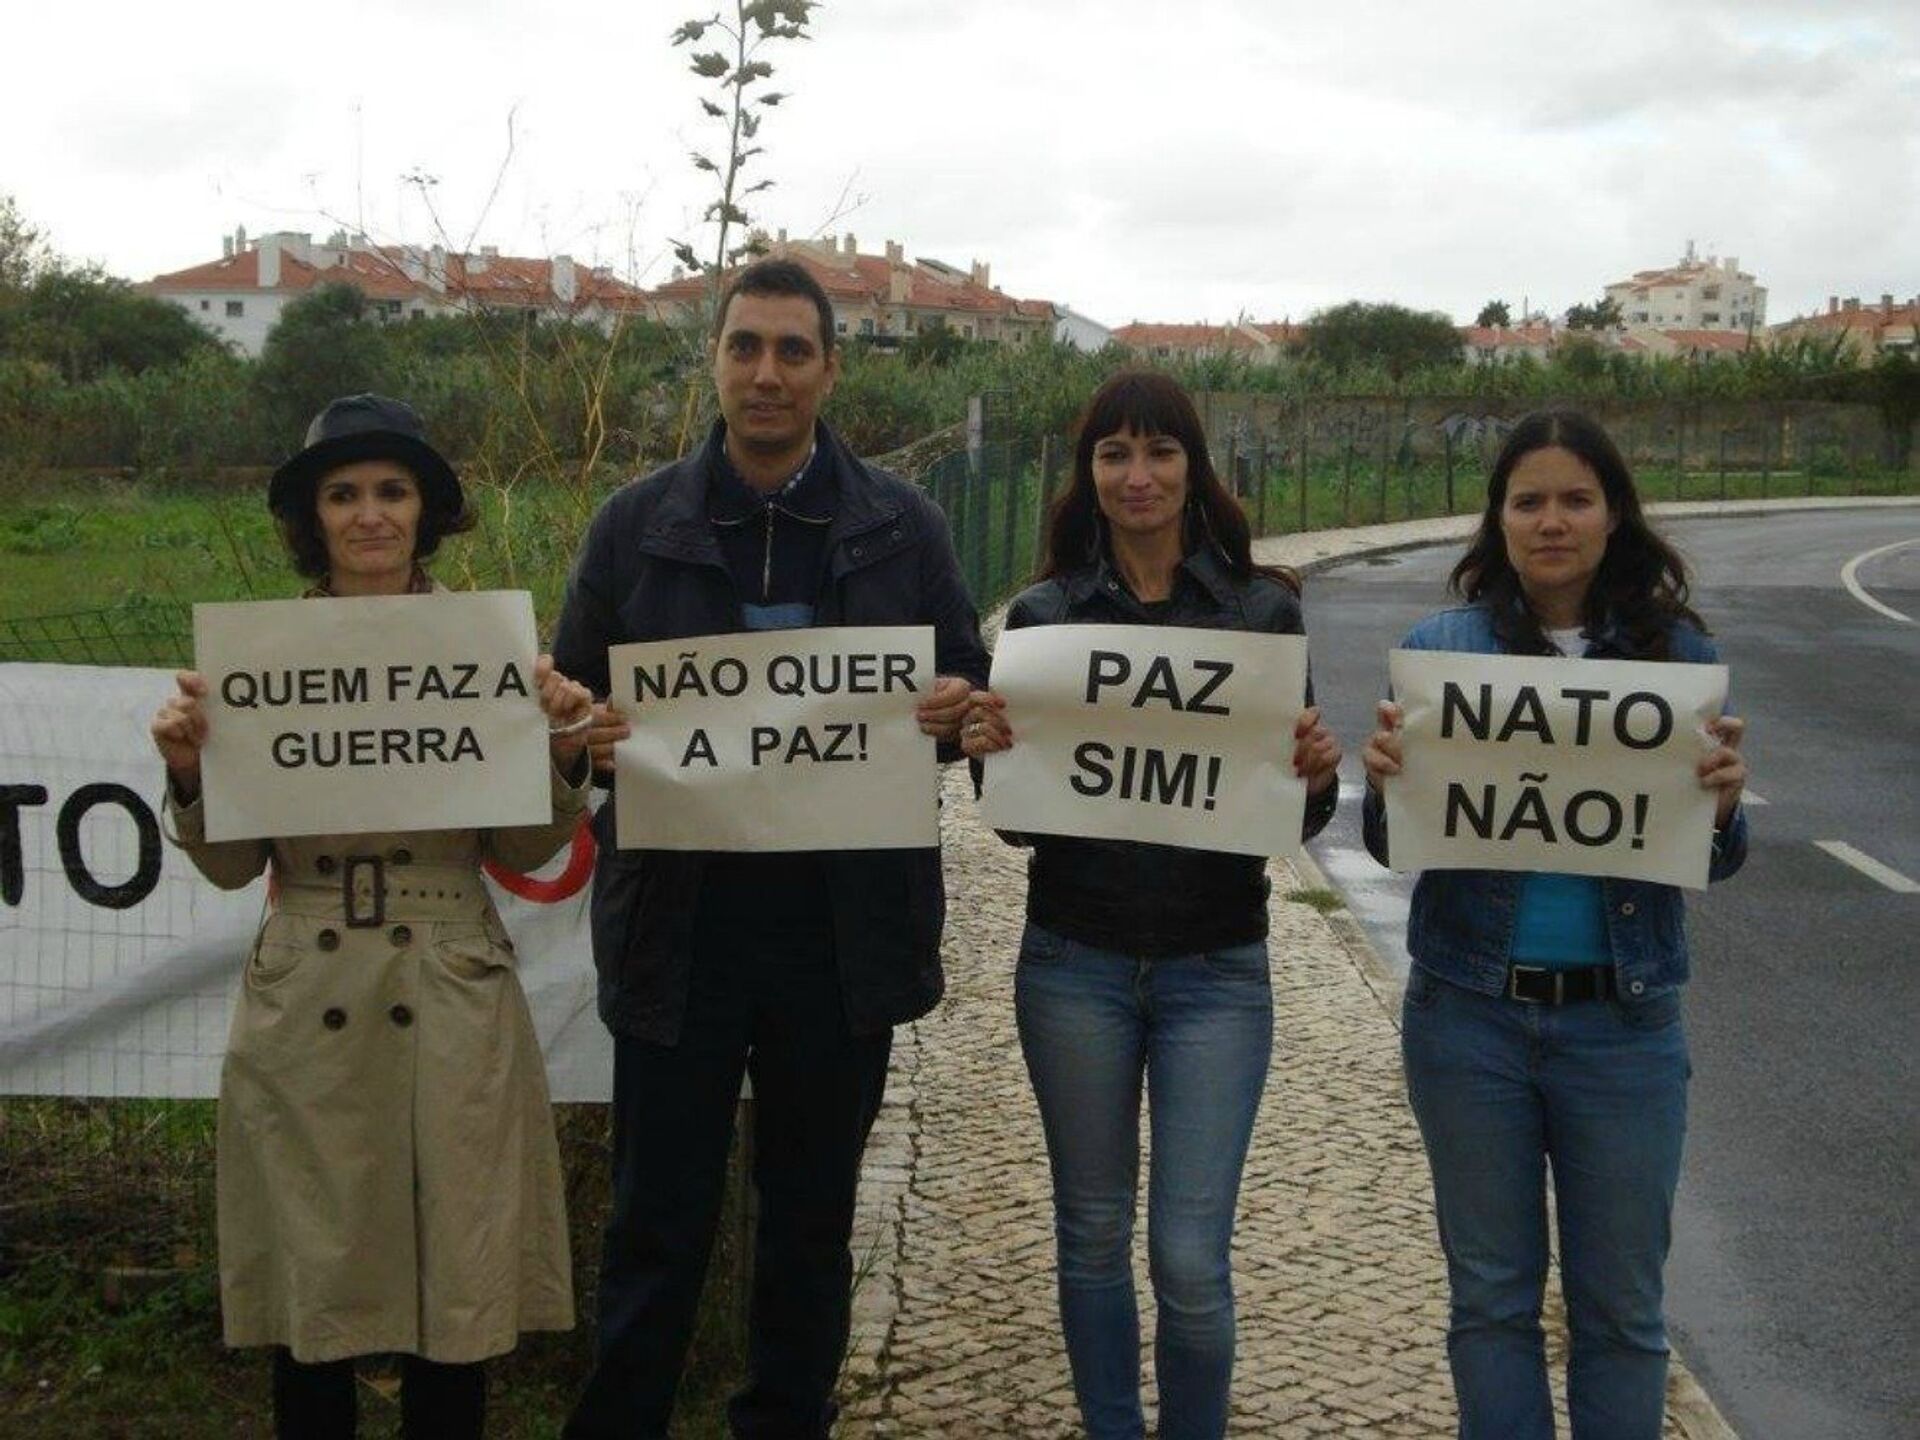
[1605,245,1766,333]
[143,228,649,356]
[1054,305,1116,352]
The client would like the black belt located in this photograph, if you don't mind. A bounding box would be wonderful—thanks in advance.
[1506,963,1613,1004]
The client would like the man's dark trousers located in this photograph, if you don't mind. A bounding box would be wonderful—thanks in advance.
[563,891,893,1439]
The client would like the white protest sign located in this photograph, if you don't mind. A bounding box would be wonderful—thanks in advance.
[609,627,936,852]
[0,663,612,1101]
[979,624,1310,857]
[194,591,551,841]
[1384,650,1728,888]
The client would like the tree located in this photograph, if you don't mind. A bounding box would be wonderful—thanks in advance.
[669,1,817,290]
[253,283,393,436]
[1564,296,1623,330]
[11,266,217,380]
[1557,334,1609,383]
[902,318,967,369]
[0,193,51,293]
[1475,300,1511,329]
[0,197,217,380]
[1301,301,1464,379]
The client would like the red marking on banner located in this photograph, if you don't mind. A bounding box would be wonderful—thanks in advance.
[485,813,596,903]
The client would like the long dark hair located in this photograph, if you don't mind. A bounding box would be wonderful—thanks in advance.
[1039,370,1298,594]
[1450,408,1701,656]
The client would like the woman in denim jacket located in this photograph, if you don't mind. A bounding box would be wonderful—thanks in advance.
[1361,409,1748,1439]
[962,372,1341,1439]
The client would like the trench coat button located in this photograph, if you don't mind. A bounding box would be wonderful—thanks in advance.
[315,855,337,875]
[1628,980,1645,996]
[322,1007,347,1030]
[890,528,902,541]
[389,1004,414,1028]
[851,544,865,558]
[1619,901,1637,916]
[390,924,413,946]
[390,846,412,866]
[316,928,340,951]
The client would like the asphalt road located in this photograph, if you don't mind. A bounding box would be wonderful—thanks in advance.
[1298,507,1920,1440]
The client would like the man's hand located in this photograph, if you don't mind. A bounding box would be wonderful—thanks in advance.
[916,674,972,742]
[587,701,633,777]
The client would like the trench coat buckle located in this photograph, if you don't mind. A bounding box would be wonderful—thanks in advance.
[342,855,387,929]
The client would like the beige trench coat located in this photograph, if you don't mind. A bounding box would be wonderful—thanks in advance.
[165,759,587,1364]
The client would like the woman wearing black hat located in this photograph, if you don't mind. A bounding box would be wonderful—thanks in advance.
[150,395,594,1438]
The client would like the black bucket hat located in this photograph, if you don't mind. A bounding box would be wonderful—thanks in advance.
[267,394,463,516]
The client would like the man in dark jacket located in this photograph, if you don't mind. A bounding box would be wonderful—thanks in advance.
[556,259,988,1439]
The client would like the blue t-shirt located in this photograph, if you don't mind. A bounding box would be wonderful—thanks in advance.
[1510,873,1610,967]
[1509,625,1610,968]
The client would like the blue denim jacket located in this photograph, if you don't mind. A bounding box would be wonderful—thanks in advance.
[1361,603,1748,1000]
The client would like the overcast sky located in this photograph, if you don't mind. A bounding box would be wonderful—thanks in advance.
[7,0,1915,327]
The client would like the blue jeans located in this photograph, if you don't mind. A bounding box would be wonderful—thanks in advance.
[1401,965,1690,1440]
[1015,922,1273,1440]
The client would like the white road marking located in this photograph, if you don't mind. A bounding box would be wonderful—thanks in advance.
[1743,790,1768,806]
[1839,538,1919,624]
[1814,841,1920,894]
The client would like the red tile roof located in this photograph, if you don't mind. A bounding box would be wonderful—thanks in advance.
[145,242,648,312]
[1659,328,1753,352]
[1782,302,1920,334]
[648,247,1051,323]
[146,248,420,301]
[1458,324,1556,348]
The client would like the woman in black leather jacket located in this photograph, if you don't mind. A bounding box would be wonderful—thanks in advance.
[960,370,1339,1439]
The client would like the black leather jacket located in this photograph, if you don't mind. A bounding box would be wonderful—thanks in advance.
[553,422,990,1043]
[1000,546,1337,957]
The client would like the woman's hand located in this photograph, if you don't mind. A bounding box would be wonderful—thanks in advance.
[960,690,1012,758]
[536,656,596,766]
[916,674,973,742]
[1699,714,1747,827]
[151,671,211,801]
[584,701,633,777]
[1293,705,1342,795]
[1360,699,1404,794]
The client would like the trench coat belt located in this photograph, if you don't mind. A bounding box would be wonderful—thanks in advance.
[274,861,492,924]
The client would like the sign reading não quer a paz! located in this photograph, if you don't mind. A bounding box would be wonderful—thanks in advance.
[979,624,1310,857]
[608,627,936,852]
[1383,650,1729,888]
[194,590,552,841]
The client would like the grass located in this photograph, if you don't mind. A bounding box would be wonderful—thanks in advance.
[1,453,1913,658]
[0,1099,746,1437]
[1284,887,1347,914]
[0,472,625,663]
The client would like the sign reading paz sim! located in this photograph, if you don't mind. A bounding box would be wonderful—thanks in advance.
[1383,650,1729,889]
[979,624,1311,857]
[194,591,553,842]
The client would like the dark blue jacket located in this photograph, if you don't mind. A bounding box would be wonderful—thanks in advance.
[1361,602,1748,1000]
[553,422,990,1043]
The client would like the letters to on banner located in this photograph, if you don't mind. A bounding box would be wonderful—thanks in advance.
[979,625,1310,858]
[1383,650,1728,888]
[608,627,936,852]
[194,591,551,841]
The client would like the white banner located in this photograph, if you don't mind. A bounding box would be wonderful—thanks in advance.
[1383,650,1728,888]
[195,591,551,841]
[0,664,612,1100]
[609,628,937,852]
[979,625,1309,857]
